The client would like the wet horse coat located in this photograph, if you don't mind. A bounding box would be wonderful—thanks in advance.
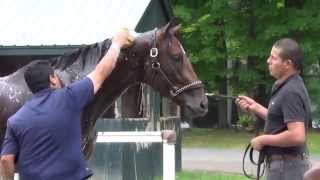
[0,22,208,158]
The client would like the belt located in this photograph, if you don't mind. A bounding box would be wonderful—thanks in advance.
[267,154,305,161]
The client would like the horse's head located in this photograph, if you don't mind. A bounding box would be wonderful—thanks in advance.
[124,22,208,118]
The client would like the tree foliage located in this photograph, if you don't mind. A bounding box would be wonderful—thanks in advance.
[173,0,320,121]
[173,0,320,106]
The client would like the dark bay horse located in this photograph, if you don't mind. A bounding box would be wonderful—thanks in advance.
[0,22,208,158]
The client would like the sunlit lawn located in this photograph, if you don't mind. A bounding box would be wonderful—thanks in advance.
[182,128,320,155]
[307,130,320,155]
[176,171,250,180]
[179,128,320,179]
[182,128,254,149]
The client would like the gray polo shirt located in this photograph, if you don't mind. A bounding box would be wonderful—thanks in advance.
[265,73,311,155]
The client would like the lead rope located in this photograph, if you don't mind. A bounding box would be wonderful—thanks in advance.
[242,143,266,180]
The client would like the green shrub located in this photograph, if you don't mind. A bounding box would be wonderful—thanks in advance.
[238,114,255,132]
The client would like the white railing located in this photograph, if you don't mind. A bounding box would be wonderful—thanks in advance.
[12,131,176,180]
[96,131,176,180]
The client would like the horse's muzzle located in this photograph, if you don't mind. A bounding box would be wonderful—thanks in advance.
[184,96,208,118]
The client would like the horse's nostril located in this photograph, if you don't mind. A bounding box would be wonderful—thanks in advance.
[200,100,208,109]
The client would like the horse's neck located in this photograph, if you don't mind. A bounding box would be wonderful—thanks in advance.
[81,42,151,135]
[54,35,151,136]
[81,59,142,133]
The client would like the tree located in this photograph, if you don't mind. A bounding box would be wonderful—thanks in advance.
[173,0,320,126]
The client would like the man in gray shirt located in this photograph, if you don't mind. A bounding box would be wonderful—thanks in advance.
[236,38,311,180]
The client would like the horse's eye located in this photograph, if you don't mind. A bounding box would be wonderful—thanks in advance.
[172,54,181,62]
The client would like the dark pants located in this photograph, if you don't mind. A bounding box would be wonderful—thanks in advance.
[265,158,310,180]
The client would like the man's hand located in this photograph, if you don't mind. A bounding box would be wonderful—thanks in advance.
[88,27,135,94]
[235,96,257,113]
[235,95,268,120]
[112,27,135,49]
[250,136,265,151]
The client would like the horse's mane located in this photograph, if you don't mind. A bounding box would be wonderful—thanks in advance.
[49,39,112,70]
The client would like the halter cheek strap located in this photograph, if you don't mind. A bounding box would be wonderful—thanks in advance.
[148,28,203,98]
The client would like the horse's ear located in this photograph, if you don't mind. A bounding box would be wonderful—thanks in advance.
[169,18,180,27]
[164,20,181,38]
[170,24,181,36]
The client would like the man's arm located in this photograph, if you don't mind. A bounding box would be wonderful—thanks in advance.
[87,28,133,94]
[0,154,15,180]
[259,121,305,147]
[236,96,268,120]
[251,121,305,150]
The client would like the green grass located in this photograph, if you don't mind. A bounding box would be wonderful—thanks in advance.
[176,171,250,180]
[182,128,320,155]
[307,130,320,155]
[182,128,254,149]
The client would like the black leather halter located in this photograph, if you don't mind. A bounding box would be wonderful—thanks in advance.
[148,28,203,97]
